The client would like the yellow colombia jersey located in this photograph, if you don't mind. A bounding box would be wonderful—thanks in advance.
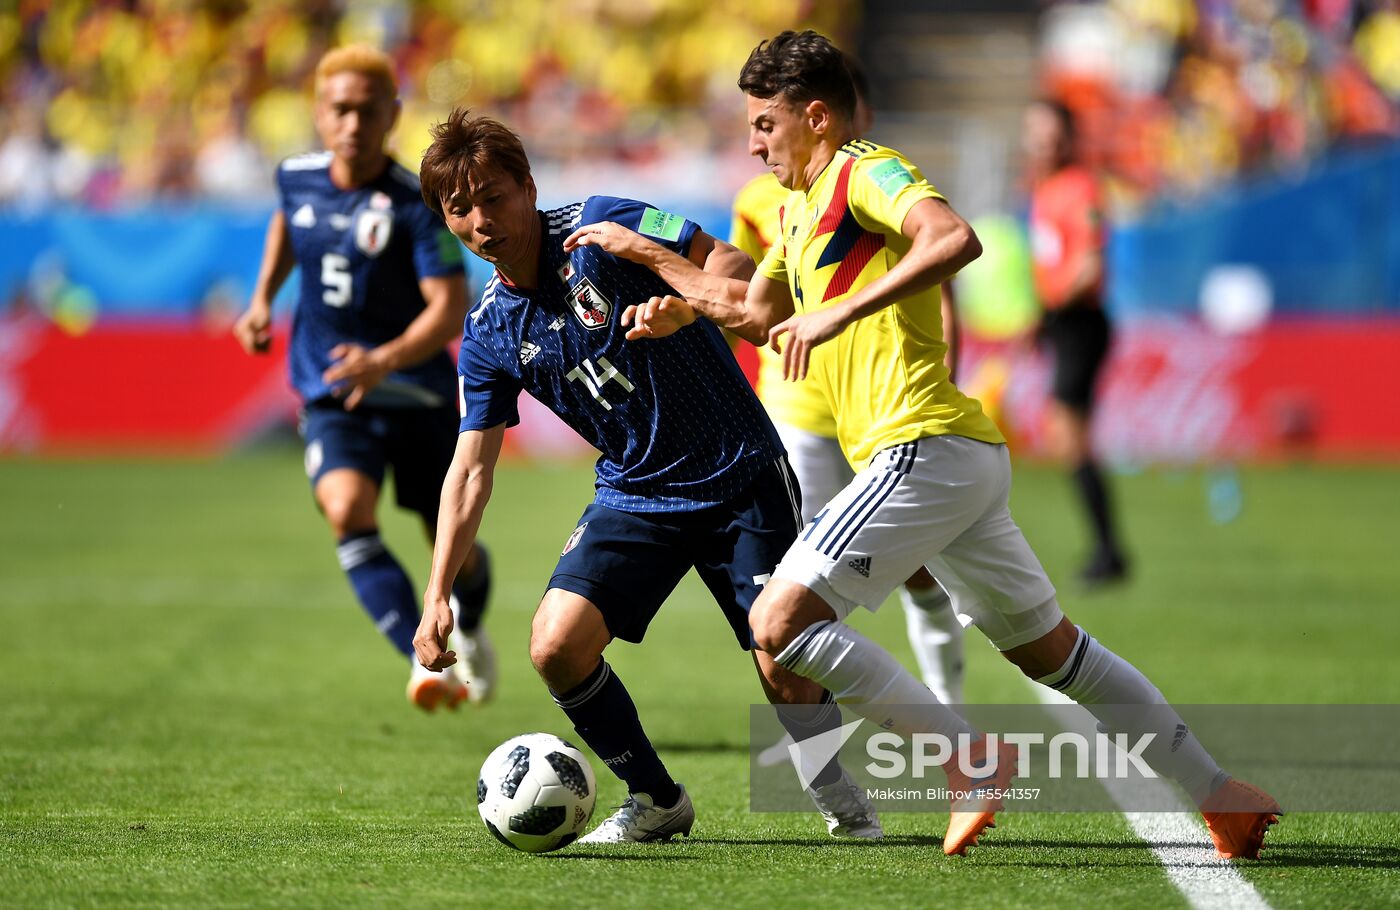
[729,173,839,438]
[756,139,1004,469]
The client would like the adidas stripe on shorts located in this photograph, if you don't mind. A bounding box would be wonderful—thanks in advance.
[771,434,1061,651]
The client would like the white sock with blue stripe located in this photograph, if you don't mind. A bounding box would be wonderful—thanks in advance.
[775,620,974,740]
[1037,626,1229,804]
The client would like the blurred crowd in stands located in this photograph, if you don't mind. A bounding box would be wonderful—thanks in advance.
[1040,0,1400,214]
[2,0,1398,214]
[0,0,853,210]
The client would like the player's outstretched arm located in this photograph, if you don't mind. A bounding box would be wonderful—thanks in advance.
[323,273,470,409]
[233,210,294,354]
[770,199,980,380]
[415,423,505,670]
[846,197,980,326]
[566,221,792,345]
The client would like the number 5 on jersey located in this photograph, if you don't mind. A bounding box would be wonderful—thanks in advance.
[565,357,633,411]
[322,253,352,307]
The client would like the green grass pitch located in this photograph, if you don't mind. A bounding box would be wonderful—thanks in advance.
[2,449,1399,908]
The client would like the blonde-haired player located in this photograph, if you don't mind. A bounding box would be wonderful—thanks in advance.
[233,45,497,710]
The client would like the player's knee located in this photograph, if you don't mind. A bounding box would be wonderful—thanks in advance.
[529,627,592,690]
[752,581,841,656]
[317,488,377,537]
[750,595,801,655]
[529,612,601,691]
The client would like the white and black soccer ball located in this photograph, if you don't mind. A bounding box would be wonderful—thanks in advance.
[477,733,596,853]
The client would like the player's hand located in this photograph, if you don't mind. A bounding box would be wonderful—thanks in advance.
[563,221,659,263]
[232,303,273,354]
[323,343,390,410]
[768,308,848,381]
[622,295,696,340]
[414,595,457,671]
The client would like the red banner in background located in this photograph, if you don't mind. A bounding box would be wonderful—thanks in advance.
[966,320,1400,462]
[0,318,298,453]
[2,317,1398,460]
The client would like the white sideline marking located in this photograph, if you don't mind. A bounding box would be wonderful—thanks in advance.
[1032,687,1273,910]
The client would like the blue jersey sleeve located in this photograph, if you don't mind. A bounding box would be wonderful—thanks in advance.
[457,334,522,432]
[407,201,467,280]
[274,161,291,209]
[586,196,699,259]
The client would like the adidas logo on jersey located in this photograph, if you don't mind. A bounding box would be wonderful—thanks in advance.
[518,341,541,365]
[291,204,316,228]
[847,556,872,577]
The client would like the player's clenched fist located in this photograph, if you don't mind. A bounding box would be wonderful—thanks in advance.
[233,303,273,354]
[414,597,458,671]
[622,295,696,340]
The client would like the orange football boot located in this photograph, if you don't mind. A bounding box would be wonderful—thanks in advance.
[943,737,1020,856]
[407,667,469,712]
[1201,779,1282,859]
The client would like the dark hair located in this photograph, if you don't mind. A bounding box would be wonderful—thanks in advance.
[844,53,869,107]
[739,30,857,121]
[419,108,532,219]
[1033,98,1077,142]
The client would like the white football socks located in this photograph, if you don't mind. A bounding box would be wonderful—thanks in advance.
[1037,626,1229,804]
[900,583,965,706]
[775,620,974,740]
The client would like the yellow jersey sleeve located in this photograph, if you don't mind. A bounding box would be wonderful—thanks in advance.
[846,149,945,239]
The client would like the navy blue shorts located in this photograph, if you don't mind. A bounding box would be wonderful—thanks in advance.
[1038,304,1112,413]
[548,457,803,650]
[299,401,458,519]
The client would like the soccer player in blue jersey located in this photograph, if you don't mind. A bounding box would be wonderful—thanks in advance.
[231,46,495,712]
[410,109,880,844]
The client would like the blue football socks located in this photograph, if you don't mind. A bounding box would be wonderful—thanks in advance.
[450,542,492,633]
[336,530,418,657]
[551,660,682,808]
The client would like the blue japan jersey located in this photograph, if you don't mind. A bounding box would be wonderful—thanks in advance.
[278,152,465,406]
[457,196,783,512]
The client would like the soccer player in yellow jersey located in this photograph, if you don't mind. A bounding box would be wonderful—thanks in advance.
[566,29,1280,862]
[729,58,967,709]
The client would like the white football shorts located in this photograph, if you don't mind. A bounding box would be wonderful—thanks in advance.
[771,434,1061,650]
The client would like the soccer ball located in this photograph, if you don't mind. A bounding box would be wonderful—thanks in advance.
[477,733,596,853]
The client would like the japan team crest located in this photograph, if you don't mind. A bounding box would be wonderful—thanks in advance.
[562,522,588,555]
[355,207,394,257]
[565,278,612,330]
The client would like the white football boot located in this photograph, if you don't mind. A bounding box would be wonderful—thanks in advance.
[757,732,796,768]
[447,622,497,705]
[809,768,884,839]
[406,660,468,712]
[577,784,695,843]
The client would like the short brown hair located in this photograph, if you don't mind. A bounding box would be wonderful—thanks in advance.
[419,108,533,220]
[739,30,857,122]
[315,45,397,101]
